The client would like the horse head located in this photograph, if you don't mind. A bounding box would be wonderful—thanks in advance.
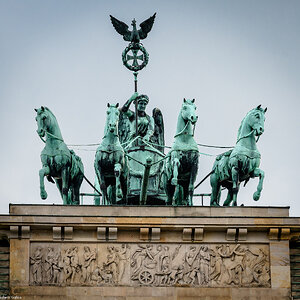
[247,105,267,137]
[35,106,50,138]
[181,98,198,125]
[106,103,120,135]
[237,105,267,142]
[35,106,62,140]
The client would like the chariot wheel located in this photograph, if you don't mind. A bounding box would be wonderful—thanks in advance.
[138,270,154,285]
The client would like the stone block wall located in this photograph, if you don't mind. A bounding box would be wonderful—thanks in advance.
[0,205,298,299]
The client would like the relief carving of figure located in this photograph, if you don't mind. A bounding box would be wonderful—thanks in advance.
[29,243,270,288]
[103,246,119,283]
[30,247,43,284]
[81,246,96,284]
[63,248,73,284]
[44,247,55,283]
[70,247,80,283]
[199,246,210,285]
[115,244,130,283]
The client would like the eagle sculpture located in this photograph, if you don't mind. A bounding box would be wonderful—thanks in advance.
[110,13,156,44]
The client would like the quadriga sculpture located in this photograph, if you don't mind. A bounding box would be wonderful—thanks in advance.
[210,105,267,206]
[35,106,84,205]
[94,103,128,204]
[164,99,199,205]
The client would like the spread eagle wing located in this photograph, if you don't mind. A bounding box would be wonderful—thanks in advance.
[110,15,131,42]
[138,13,156,40]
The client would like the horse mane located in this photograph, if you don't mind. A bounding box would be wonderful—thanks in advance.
[43,107,58,123]
[41,107,62,137]
[236,107,264,141]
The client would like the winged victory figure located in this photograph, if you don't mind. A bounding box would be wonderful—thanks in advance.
[110,13,156,44]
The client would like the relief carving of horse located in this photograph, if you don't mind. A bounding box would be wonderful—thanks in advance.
[35,106,84,205]
[210,105,267,206]
[163,99,199,205]
[94,103,128,204]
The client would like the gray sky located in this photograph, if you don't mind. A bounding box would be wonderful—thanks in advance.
[0,0,299,215]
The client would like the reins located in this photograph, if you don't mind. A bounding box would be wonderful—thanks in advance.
[174,120,195,138]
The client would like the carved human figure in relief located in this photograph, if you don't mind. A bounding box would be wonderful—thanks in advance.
[52,251,63,284]
[81,246,97,283]
[44,247,55,283]
[104,246,119,283]
[70,247,80,283]
[63,248,73,283]
[116,244,129,283]
[30,247,43,284]
[199,246,210,285]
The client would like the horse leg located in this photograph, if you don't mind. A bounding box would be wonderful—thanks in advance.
[39,165,50,199]
[61,167,69,205]
[171,157,180,186]
[210,172,221,206]
[114,163,123,202]
[251,168,265,201]
[55,179,63,199]
[223,188,233,206]
[188,159,198,206]
[230,166,239,206]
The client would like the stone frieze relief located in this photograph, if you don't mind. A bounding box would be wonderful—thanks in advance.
[29,243,270,287]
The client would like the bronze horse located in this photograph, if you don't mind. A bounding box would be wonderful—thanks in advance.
[94,103,128,204]
[163,99,199,205]
[210,105,267,206]
[35,106,84,205]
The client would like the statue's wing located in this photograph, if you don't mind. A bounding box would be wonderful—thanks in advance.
[110,15,131,41]
[118,111,131,145]
[151,107,164,153]
[138,13,156,40]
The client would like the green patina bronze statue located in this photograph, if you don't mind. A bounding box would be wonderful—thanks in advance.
[120,92,154,144]
[110,14,156,72]
[210,105,267,206]
[118,93,165,204]
[163,99,199,206]
[94,103,128,205]
[35,106,84,205]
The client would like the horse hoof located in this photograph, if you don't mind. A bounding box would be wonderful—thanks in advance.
[253,191,260,201]
[40,190,48,200]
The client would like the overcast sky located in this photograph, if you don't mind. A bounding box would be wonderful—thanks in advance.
[0,0,299,215]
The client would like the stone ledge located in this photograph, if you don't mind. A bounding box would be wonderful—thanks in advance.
[8,204,290,217]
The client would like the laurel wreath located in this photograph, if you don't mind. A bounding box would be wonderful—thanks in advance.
[122,43,149,72]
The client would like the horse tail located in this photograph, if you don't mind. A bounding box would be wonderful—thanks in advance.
[70,150,84,180]
[67,150,84,204]
[213,150,233,182]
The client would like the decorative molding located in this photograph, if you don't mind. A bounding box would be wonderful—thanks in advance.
[97,227,106,240]
[194,228,204,241]
[280,228,290,240]
[151,228,160,241]
[64,227,73,240]
[108,227,117,240]
[182,228,192,241]
[140,228,149,240]
[226,228,236,241]
[269,228,279,240]
[238,228,247,241]
[10,226,19,239]
[53,227,61,241]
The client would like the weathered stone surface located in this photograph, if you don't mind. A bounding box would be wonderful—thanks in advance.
[28,242,270,288]
[3,205,299,299]
[10,239,30,285]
